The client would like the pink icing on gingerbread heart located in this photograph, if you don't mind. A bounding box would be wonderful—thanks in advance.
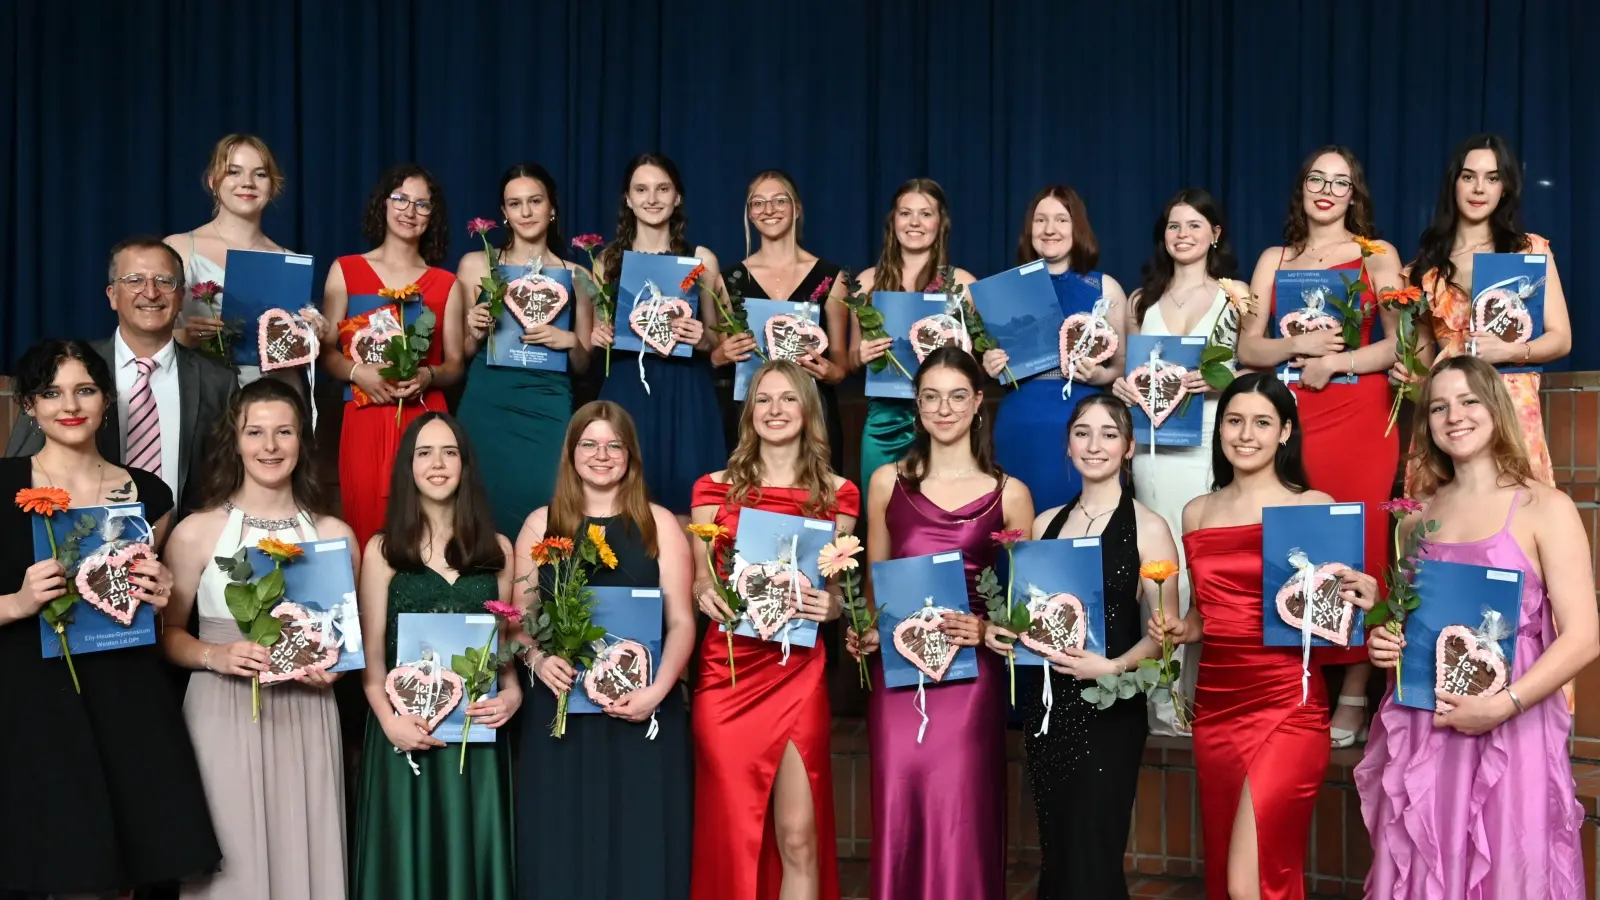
[734,562,813,641]
[350,317,401,366]
[75,543,153,627]
[1273,562,1355,646]
[258,308,317,372]
[1470,288,1533,344]
[1058,314,1118,376]
[1434,625,1509,713]
[1278,308,1340,337]
[629,296,693,356]
[892,610,959,681]
[909,314,971,362]
[385,658,465,729]
[764,314,829,361]
[259,601,341,685]
[1018,592,1087,659]
[582,639,653,708]
[505,275,570,331]
[1128,362,1187,428]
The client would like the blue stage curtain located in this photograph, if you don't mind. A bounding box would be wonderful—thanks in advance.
[3,0,1596,370]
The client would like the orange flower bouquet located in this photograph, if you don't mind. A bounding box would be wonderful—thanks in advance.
[1380,285,1429,436]
[687,523,744,685]
[16,488,95,692]
[215,537,306,721]
[527,525,618,737]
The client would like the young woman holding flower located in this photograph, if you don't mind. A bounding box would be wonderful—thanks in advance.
[983,393,1179,900]
[849,346,1034,900]
[512,401,695,900]
[0,339,220,896]
[457,163,594,535]
[1357,356,1594,899]
[159,377,359,899]
[320,163,469,549]
[1238,146,1404,750]
[1147,372,1380,900]
[688,359,859,900]
[351,413,518,900]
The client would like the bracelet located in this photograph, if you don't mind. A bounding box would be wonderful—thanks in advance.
[351,362,367,382]
[1507,688,1525,715]
[201,645,213,672]
[1348,351,1357,377]
[1521,343,1532,365]
[421,365,434,387]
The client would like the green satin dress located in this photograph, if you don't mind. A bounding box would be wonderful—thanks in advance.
[457,348,573,537]
[350,568,515,900]
[860,398,917,485]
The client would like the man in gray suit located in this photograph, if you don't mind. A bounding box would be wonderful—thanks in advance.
[6,236,237,520]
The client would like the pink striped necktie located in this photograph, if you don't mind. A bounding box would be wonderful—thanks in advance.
[126,356,162,478]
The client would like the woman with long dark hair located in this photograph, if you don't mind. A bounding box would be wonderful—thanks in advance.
[1358,356,1592,898]
[351,412,518,900]
[457,163,594,533]
[589,153,728,516]
[320,164,469,549]
[514,401,695,899]
[161,378,359,898]
[1149,372,1379,900]
[849,346,1034,899]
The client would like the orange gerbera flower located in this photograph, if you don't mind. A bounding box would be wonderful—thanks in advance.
[256,537,305,563]
[1379,285,1424,307]
[586,523,619,570]
[686,523,730,543]
[1139,560,1180,583]
[378,283,422,301]
[679,264,708,294]
[1353,235,1386,257]
[15,487,71,517]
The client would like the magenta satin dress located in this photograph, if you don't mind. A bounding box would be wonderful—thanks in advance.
[1356,491,1585,899]
[866,476,1008,900]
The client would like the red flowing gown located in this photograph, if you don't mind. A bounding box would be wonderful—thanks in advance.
[1186,525,1328,900]
[1271,256,1398,664]
[688,476,860,900]
[335,255,452,548]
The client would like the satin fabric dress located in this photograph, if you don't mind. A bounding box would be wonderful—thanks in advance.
[867,476,1008,900]
[1355,491,1583,898]
[1185,524,1328,900]
[689,477,861,900]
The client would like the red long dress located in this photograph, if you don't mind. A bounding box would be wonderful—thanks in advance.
[1187,524,1327,900]
[1270,255,1397,664]
[335,255,452,548]
[688,476,860,900]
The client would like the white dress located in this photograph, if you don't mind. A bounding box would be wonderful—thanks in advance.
[1131,287,1238,735]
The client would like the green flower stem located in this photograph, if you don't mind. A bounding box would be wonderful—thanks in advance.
[885,350,912,382]
[461,628,494,773]
[54,624,79,693]
[1004,546,1017,707]
[1391,524,1405,701]
[1152,587,1187,730]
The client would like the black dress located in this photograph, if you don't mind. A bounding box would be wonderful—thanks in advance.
[515,515,692,900]
[0,458,219,895]
[1020,490,1148,900]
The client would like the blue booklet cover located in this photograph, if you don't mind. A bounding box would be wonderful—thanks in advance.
[1470,252,1548,374]
[723,507,837,650]
[612,250,701,359]
[871,550,979,688]
[1261,503,1366,648]
[393,613,500,743]
[487,262,575,373]
[568,586,664,716]
[734,299,824,401]
[967,261,1064,385]
[1126,334,1205,448]
[864,291,966,399]
[342,292,428,402]
[34,503,157,657]
[1272,269,1359,385]
[1006,537,1107,664]
[224,249,316,367]
[1398,560,1524,712]
[244,537,363,674]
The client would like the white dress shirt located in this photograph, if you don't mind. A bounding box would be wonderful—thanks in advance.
[114,329,182,500]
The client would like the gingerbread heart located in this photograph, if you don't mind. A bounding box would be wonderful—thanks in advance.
[765,314,829,361]
[385,656,465,729]
[259,602,341,684]
[1128,361,1186,428]
[1470,287,1533,344]
[629,296,693,356]
[734,562,812,641]
[582,639,652,709]
[892,609,960,681]
[350,315,402,366]
[1274,563,1355,646]
[1058,314,1118,376]
[1435,624,1509,712]
[1278,284,1341,336]
[258,308,317,371]
[505,275,570,331]
[1018,592,1087,659]
[75,544,153,627]
[909,314,971,362]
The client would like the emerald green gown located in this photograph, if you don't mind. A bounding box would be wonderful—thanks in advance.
[860,398,917,484]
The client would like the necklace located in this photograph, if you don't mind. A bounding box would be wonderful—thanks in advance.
[1450,238,1493,257]
[926,465,978,481]
[1075,501,1117,537]
[33,457,106,504]
[210,222,269,253]
[224,501,302,532]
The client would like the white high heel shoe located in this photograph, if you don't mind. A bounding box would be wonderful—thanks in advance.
[1330,694,1369,749]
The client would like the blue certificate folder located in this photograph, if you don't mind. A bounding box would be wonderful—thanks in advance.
[1271,269,1359,385]
[1471,252,1548,374]
[223,249,316,366]
[568,587,663,715]
[864,291,961,399]
[394,613,500,742]
[612,250,702,358]
[871,550,979,688]
[244,537,363,674]
[1397,560,1524,712]
[1126,334,1204,448]
[1260,503,1366,648]
[1006,537,1106,664]
[722,508,837,649]
[733,299,823,401]
[33,503,156,657]
[967,261,1064,385]
[486,263,574,373]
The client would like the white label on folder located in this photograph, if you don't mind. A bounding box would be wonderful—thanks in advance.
[631,589,662,598]
[1524,255,1546,264]
[312,541,344,553]
[1181,336,1206,345]
[1020,261,1046,275]
[923,294,946,303]
[1485,569,1519,583]
[932,552,962,564]
[1329,505,1362,516]
[464,615,495,625]
[1072,538,1101,548]
[1281,370,1301,383]
[803,520,834,531]
[106,503,141,514]
[677,257,701,266]
[286,255,313,266]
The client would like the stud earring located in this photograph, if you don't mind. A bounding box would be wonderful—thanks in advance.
[1211,240,1219,249]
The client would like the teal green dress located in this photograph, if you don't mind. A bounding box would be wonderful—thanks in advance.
[458,346,573,537]
[351,569,515,900]
[861,398,916,484]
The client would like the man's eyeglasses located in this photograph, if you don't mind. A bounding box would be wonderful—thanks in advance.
[112,273,180,295]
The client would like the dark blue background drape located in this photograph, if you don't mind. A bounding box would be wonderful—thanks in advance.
[4,0,1596,371]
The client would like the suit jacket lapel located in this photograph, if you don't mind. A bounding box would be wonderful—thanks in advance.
[177,349,200,500]
[91,338,122,463]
